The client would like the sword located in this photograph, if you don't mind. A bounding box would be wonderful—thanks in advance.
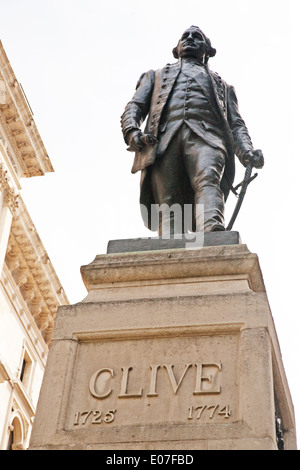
[226,162,258,231]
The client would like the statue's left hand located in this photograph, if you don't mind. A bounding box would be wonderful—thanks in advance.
[242,149,264,169]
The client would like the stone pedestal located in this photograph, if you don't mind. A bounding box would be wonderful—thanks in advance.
[29,237,296,450]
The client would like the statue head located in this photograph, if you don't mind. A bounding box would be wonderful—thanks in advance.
[172,26,216,64]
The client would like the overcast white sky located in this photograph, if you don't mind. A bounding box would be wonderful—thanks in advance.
[0,0,299,447]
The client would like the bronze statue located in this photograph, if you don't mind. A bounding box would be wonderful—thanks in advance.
[121,26,264,235]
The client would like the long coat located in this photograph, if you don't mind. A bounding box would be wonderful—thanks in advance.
[121,60,254,230]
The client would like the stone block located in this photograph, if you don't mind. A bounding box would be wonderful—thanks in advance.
[106,230,241,253]
[29,243,296,450]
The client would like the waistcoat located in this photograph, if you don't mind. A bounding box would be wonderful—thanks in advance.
[158,60,226,153]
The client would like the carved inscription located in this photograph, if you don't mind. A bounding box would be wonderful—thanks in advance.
[73,410,116,426]
[187,404,231,420]
[68,361,234,427]
[89,362,222,399]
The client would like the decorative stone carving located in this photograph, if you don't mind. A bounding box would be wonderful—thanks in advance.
[0,163,19,213]
[12,267,28,287]
[4,187,19,212]
[20,282,36,303]
[4,198,68,345]
[5,244,20,272]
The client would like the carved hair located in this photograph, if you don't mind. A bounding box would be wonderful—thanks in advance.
[172,26,216,64]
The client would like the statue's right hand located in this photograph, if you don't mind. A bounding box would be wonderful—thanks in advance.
[127,130,146,152]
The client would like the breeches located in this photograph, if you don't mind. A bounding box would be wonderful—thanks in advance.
[150,123,226,234]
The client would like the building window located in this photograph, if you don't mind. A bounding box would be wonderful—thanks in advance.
[6,417,25,450]
[19,350,32,391]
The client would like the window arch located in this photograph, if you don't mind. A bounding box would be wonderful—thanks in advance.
[7,414,25,450]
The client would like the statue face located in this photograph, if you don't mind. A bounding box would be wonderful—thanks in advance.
[176,27,206,60]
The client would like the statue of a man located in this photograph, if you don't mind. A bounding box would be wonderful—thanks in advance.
[121,26,264,235]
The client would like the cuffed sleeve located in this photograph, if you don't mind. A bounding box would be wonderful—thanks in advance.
[227,85,254,163]
[121,70,155,144]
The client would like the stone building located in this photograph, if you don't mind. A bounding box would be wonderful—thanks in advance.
[0,40,68,450]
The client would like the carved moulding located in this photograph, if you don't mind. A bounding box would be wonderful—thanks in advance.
[0,163,19,213]
[5,231,62,345]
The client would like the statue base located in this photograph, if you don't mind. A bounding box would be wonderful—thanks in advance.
[29,235,296,450]
[106,230,241,253]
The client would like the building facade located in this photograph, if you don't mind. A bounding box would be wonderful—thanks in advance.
[0,41,68,450]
